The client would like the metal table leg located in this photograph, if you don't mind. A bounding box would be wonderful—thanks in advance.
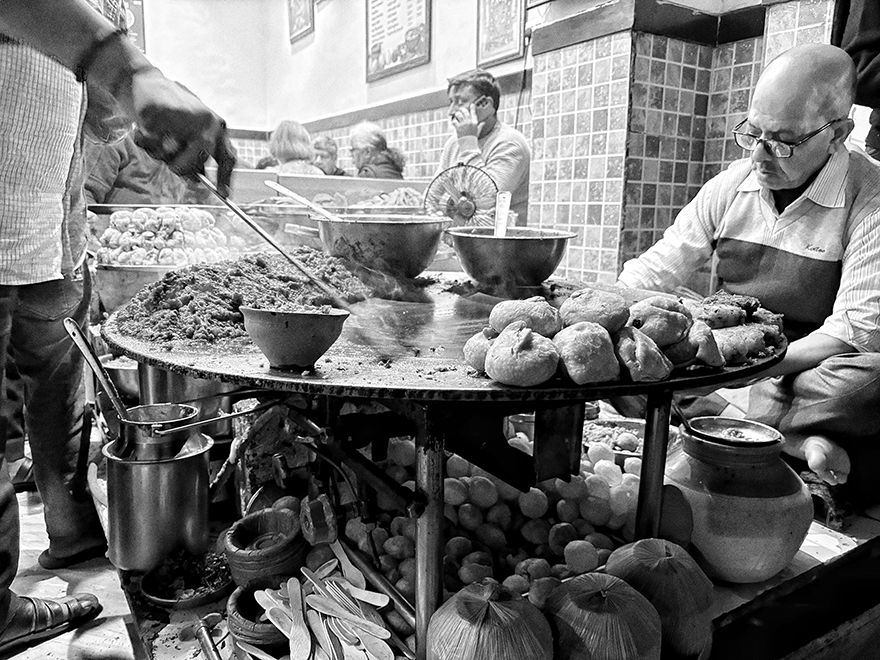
[635,390,672,539]
[414,405,444,660]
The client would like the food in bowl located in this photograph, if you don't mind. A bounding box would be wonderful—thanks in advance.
[583,418,679,466]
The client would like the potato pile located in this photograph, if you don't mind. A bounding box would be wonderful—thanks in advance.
[95,206,235,266]
[341,431,660,610]
[465,288,785,387]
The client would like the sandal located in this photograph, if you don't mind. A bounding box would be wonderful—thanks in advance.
[0,593,101,657]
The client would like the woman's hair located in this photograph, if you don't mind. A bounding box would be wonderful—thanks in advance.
[268,120,315,163]
[349,121,388,152]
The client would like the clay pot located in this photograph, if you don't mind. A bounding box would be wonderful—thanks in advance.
[226,579,288,654]
[665,417,813,584]
[223,508,308,587]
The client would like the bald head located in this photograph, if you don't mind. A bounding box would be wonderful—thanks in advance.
[753,44,856,131]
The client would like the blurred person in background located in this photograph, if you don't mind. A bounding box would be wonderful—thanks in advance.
[312,135,347,176]
[0,0,234,654]
[349,121,405,179]
[268,120,323,175]
[439,68,531,224]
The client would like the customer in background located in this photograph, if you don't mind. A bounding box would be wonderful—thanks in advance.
[438,68,531,224]
[618,44,880,504]
[268,120,323,175]
[312,135,348,176]
[0,0,234,654]
[832,0,880,160]
[84,130,214,206]
[349,121,405,179]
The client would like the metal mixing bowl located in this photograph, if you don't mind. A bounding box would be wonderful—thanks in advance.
[446,226,577,288]
[315,214,449,279]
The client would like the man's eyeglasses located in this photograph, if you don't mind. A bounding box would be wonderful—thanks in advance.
[732,117,841,158]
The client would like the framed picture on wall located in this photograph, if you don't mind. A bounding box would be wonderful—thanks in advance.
[288,0,314,44]
[366,0,431,82]
[477,0,525,68]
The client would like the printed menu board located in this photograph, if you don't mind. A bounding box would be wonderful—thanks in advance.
[366,0,431,82]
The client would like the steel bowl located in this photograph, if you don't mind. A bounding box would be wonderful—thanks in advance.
[446,226,576,289]
[315,214,449,279]
[99,354,140,400]
[240,306,350,370]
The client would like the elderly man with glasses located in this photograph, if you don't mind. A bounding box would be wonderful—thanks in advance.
[618,43,880,507]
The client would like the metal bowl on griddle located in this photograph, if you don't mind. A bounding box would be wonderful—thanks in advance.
[314,213,450,279]
[446,226,576,291]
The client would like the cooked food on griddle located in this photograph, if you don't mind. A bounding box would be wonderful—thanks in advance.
[688,301,746,329]
[488,296,563,338]
[552,321,620,385]
[558,287,630,333]
[484,321,559,387]
[627,296,693,347]
[614,326,674,382]
[712,322,784,365]
[702,290,761,317]
[114,249,369,345]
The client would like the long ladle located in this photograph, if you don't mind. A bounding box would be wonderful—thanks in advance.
[670,399,695,437]
[264,180,345,223]
[196,173,343,303]
[63,317,131,425]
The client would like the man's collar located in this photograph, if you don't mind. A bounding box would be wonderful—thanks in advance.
[736,148,849,208]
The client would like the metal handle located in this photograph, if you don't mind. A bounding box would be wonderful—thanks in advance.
[264,180,345,224]
[196,173,341,302]
[63,318,130,424]
[152,397,282,436]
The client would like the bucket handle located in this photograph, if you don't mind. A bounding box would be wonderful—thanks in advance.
[152,397,284,436]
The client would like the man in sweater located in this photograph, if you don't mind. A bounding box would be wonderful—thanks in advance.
[438,69,531,224]
[618,44,880,503]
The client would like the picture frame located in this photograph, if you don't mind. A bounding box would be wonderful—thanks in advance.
[366,0,431,82]
[477,0,526,68]
[288,0,314,44]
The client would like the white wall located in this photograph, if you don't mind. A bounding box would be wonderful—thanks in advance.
[142,0,532,131]
[142,0,274,130]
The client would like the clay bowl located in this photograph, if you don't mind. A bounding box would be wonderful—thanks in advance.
[446,226,576,289]
[240,306,349,370]
[315,213,449,279]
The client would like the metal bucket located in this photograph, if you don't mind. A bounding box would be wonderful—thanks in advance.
[102,432,213,572]
[138,364,237,439]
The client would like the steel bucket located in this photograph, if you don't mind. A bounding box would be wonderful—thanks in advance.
[103,432,213,572]
[138,364,237,439]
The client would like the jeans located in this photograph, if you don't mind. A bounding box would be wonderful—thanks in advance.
[0,267,105,622]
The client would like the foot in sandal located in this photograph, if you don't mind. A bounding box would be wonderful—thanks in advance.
[0,592,101,657]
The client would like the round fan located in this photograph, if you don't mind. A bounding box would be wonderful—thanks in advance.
[423,163,498,226]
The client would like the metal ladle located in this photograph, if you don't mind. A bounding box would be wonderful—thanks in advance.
[64,317,131,425]
[670,399,695,437]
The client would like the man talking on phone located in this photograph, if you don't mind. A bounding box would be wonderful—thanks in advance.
[438,69,531,224]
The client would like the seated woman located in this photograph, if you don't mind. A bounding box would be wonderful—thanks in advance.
[268,120,324,175]
[349,121,406,179]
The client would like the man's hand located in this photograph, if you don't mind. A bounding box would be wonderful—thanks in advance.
[130,69,236,197]
[449,100,483,139]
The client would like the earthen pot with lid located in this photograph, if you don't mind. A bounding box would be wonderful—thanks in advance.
[665,416,813,584]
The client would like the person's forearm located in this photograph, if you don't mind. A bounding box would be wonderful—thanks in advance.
[759,333,854,379]
[0,0,153,110]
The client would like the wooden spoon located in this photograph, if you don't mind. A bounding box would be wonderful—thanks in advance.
[351,628,393,660]
[235,640,280,660]
[285,579,311,660]
[305,595,390,640]
[306,610,335,660]
[329,541,367,590]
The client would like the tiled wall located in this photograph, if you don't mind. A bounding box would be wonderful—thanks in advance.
[764,0,834,63]
[622,34,714,276]
[529,32,632,283]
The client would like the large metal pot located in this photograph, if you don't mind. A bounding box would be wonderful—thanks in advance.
[138,364,238,439]
[315,214,450,278]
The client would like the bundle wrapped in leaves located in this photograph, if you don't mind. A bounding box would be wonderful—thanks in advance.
[426,580,553,660]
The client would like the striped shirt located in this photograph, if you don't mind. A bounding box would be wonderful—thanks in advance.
[619,147,880,353]
[0,36,87,285]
